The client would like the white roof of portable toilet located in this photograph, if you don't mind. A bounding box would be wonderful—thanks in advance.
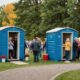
[0,26,11,30]
[46,28,65,33]
[0,26,25,31]
[46,27,78,33]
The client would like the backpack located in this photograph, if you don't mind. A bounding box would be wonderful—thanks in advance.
[31,41,40,51]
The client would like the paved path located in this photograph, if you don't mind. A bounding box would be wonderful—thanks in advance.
[0,64,80,80]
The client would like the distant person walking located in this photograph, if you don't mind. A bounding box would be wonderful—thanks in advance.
[64,38,71,62]
[31,37,41,62]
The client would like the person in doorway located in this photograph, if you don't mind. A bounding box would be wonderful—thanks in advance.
[8,37,14,59]
[73,38,78,61]
[13,36,17,59]
[31,37,41,62]
[64,38,71,62]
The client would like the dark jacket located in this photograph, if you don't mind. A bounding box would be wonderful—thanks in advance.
[73,41,78,50]
[31,40,41,51]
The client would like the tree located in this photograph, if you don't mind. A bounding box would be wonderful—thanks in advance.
[2,3,17,26]
[0,6,4,26]
[15,0,80,38]
[39,0,67,36]
[15,0,42,39]
[63,0,80,33]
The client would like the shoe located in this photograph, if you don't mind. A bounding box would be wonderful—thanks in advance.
[65,60,70,63]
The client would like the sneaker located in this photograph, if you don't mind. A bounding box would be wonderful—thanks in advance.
[65,60,70,63]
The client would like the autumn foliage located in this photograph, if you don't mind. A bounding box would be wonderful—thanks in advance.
[2,3,17,26]
[2,21,7,26]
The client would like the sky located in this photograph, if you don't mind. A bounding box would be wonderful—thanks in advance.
[0,0,19,6]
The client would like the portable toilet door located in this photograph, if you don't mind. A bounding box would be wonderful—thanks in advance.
[8,31,20,60]
[62,32,73,60]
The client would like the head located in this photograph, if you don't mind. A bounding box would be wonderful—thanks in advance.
[66,38,70,42]
[9,37,12,41]
[35,36,39,41]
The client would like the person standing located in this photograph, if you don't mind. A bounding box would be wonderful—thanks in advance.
[13,37,17,59]
[73,38,78,61]
[8,37,14,59]
[64,38,71,62]
[36,37,42,58]
[77,38,80,60]
[31,37,41,62]
[25,40,29,58]
[39,42,43,58]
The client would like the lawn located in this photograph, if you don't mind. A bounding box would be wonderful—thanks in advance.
[0,53,79,72]
[0,53,54,71]
[0,53,64,71]
[0,62,22,71]
[55,70,80,80]
[0,60,62,72]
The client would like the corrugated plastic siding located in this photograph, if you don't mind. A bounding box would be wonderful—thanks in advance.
[46,32,57,60]
[46,28,78,61]
[0,27,25,60]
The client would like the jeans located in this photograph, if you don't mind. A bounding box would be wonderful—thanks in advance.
[33,51,39,62]
[65,51,70,60]
[9,50,14,59]
[77,49,80,60]
[39,49,42,58]
[73,49,77,60]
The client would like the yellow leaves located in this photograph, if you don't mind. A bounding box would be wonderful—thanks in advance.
[9,19,15,26]
[7,3,15,10]
[2,3,17,27]
[2,21,7,26]
[2,20,15,27]
[3,3,15,14]
[8,13,17,19]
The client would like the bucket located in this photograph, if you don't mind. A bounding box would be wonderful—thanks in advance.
[43,54,48,61]
[2,58,6,62]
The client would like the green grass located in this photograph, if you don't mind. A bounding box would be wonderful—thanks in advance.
[55,70,80,80]
[28,53,65,65]
[28,53,54,65]
[0,60,54,72]
[0,53,54,71]
[0,53,64,71]
[0,53,79,72]
[0,62,22,71]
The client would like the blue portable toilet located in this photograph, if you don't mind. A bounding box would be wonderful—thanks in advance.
[46,27,78,61]
[0,26,25,61]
